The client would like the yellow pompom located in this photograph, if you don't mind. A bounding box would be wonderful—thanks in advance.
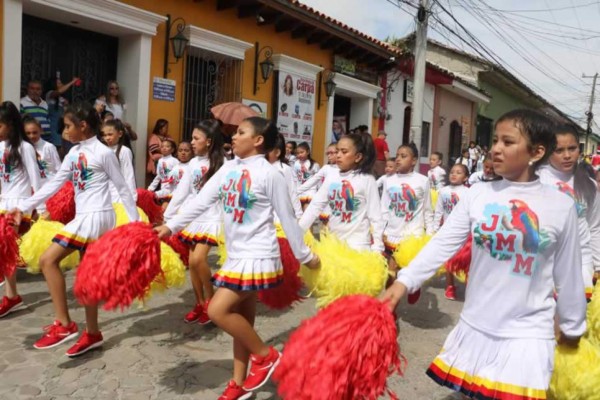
[549,337,600,400]
[392,235,431,268]
[586,283,600,346]
[430,189,438,209]
[299,233,389,308]
[216,233,227,266]
[147,243,186,296]
[20,220,80,273]
[113,203,149,227]
[275,223,315,248]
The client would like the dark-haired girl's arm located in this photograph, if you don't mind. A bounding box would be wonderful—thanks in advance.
[298,177,330,231]
[17,156,72,215]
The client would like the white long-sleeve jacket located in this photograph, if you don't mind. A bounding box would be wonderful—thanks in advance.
[109,145,137,203]
[433,184,470,232]
[397,179,586,339]
[0,140,42,204]
[166,155,313,263]
[427,165,446,191]
[33,139,60,181]
[299,169,384,252]
[381,172,434,240]
[163,156,222,223]
[19,136,139,222]
[273,161,303,219]
[148,155,179,198]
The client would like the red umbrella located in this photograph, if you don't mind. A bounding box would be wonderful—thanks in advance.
[211,102,259,126]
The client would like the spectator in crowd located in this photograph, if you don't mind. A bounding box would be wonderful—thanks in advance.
[95,80,126,121]
[373,131,390,177]
[455,148,473,172]
[332,119,345,143]
[45,76,79,149]
[147,119,170,181]
[467,141,480,173]
[20,80,51,142]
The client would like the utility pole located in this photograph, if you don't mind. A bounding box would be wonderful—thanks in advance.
[409,0,429,159]
[583,73,598,153]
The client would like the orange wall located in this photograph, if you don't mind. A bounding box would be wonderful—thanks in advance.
[121,0,342,163]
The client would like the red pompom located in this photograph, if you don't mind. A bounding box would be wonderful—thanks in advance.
[162,234,190,266]
[136,189,163,225]
[446,235,472,277]
[46,181,75,224]
[258,237,303,310]
[74,222,162,311]
[0,215,19,278]
[274,295,406,399]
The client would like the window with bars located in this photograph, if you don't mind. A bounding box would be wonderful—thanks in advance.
[182,49,243,141]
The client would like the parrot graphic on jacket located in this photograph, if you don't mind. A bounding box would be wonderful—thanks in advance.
[400,184,417,211]
[77,153,90,182]
[236,169,252,209]
[450,192,460,207]
[501,199,540,254]
[340,180,355,211]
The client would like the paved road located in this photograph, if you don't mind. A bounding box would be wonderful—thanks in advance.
[0,254,465,400]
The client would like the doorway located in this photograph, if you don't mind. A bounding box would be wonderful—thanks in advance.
[21,14,118,103]
[332,95,351,142]
[449,120,463,165]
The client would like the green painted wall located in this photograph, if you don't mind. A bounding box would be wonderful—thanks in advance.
[477,81,529,121]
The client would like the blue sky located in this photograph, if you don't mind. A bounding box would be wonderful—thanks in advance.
[300,0,600,127]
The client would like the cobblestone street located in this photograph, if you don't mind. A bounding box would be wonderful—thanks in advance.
[0,254,465,400]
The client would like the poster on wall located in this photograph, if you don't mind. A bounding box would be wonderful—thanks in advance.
[332,115,348,143]
[276,71,316,142]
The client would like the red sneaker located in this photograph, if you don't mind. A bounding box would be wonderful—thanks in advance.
[184,304,204,323]
[218,380,252,400]
[407,289,421,305]
[198,300,211,325]
[0,295,25,318]
[33,320,78,349]
[242,346,281,391]
[445,285,456,301]
[66,330,104,357]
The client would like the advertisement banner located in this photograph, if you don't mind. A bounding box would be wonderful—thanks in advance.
[276,71,315,142]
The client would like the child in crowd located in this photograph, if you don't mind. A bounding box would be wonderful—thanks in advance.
[12,102,139,356]
[299,133,384,252]
[297,142,337,223]
[381,143,433,281]
[538,124,600,300]
[377,158,396,191]
[382,109,586,399]
[148,138,179,206]
[155,117,319,400]
[0,102,42,316]
[455,148,473,172]
[427,151,446,191]
[267,134,303,218]
[432,163,470,301]
[23,116,60,184]
[164,121,224,325]
[468,158,498,185]
[293,141,320,210]
[157,142,192,203]
[285,140,297,164]
[101,119,137,202]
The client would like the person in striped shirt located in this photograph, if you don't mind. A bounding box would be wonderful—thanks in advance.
[20,80,51,141]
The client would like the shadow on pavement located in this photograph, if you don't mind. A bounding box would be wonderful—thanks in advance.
[397,287,454,330]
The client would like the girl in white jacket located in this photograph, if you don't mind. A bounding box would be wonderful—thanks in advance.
[382,109,586,400]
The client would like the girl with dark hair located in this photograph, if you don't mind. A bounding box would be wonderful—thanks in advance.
[147,118,169,177]
[298,132,384,252]
[293,141,320,210]
[155,116,319,400]
[164,120,225,324]
[11,101,139,356]
[147,138,179,207]
[101,119,137,202]
[432,163,470,301]
[382,109,586,400]
[539,123,600,300]
[267,133,303,218]
[0,101,42,318]
[285,140,297,164]
[381,142,434,281]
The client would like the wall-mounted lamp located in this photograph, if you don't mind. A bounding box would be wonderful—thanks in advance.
[163,14,189,78]
[439,115,447,127]
[253,42,274,95]
[317,70,336,110]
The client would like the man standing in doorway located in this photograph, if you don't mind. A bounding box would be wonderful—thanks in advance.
[20,80,52,142]
[374,130,390,178]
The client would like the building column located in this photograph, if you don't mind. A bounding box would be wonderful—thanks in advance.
[2,0,22,103]
[117,34,153,186]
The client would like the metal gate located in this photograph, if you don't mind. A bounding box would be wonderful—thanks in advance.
[21,14,118,104]
[182,49,243,141]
